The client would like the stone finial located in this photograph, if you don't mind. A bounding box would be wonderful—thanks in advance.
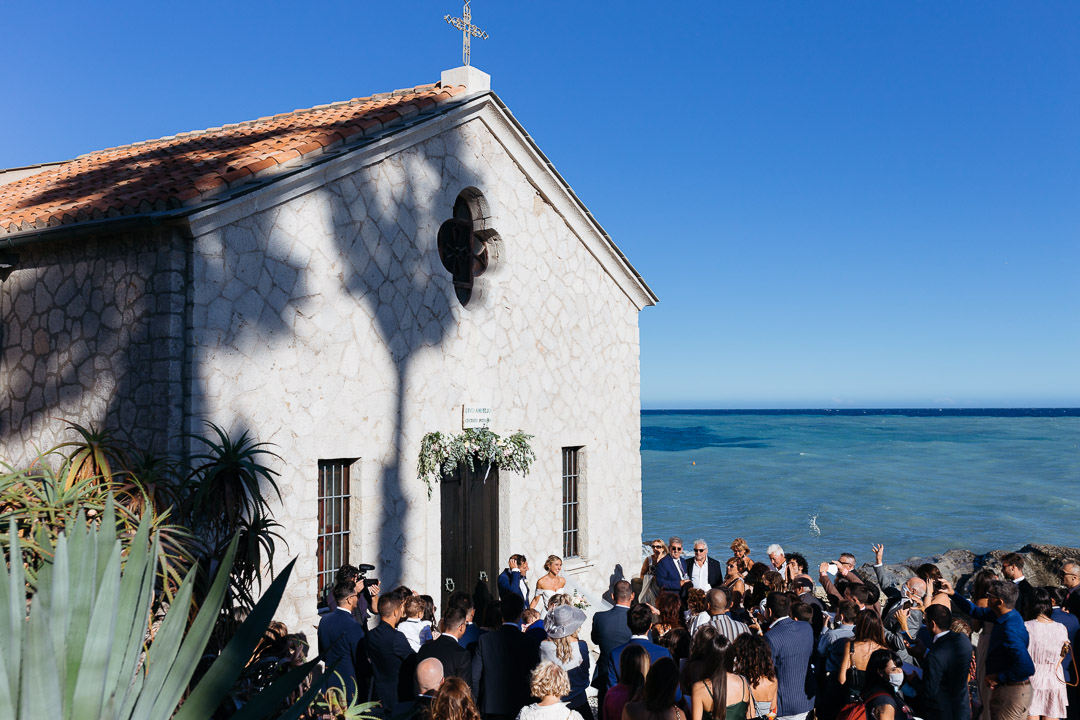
[441,66,491,93]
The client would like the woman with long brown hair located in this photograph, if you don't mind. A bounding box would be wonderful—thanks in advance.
[837,609,889,702]
[623,657,687,720]
[730,633,777,718]
[432,677,482,720]
[606,643,651,720]
[689,634,751,720]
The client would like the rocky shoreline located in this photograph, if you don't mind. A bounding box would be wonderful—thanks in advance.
[853,543,1080,594]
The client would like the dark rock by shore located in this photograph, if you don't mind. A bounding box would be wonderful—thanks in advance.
[852,544,1080,595]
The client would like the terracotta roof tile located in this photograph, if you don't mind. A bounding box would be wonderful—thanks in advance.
[0,81,468,235]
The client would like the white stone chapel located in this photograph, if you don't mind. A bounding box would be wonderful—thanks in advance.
[0,65,656,631]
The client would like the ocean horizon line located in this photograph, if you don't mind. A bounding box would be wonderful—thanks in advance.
[642,407,1080,417]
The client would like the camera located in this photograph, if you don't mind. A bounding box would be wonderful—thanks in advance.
[357,563,379,590]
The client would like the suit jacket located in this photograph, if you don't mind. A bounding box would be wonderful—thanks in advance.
[473,623,540,717]
[318,609,367,705]
[1014,578,1034,617]
[1067,586,1080,618]
[497,568,527,601]
[366,621,416,717]
[416,634,473,688]
[797,591,827,637]
[590,604,632,690]
[608,637,672,689]
[459,621,481,650]
[683,557,723,589]
[654,555,686,593]
[765,618,816,717]
[922,630,973,720]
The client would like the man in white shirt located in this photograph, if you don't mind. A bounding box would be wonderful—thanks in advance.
[689,539,723,591]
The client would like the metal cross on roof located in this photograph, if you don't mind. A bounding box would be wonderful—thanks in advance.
[445,0,489,67]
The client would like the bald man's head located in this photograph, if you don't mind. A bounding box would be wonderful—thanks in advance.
[416,657,444,695]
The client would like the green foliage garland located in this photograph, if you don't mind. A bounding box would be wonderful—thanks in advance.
[417,428,536,498]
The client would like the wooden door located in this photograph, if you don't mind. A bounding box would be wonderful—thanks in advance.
[441,462,499,617]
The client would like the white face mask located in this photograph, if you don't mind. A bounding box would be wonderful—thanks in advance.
[888,672,904,689]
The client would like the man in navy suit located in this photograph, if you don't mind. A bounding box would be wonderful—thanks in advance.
[1049,586,1080,720]
[497,554,530,604]
[763,592,815,720]
[318,579,368,706]
[447,590,482,650]
[591,580,634,715]
[653,537,689,594]
[473,594,539,720]
[918,604,973,720]
[608,603,672,689]
[416,607,474,689]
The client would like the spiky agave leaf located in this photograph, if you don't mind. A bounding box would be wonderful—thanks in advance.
[2,507,314,719]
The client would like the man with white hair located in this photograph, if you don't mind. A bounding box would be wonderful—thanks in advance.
[688,538,723,591]
[767,544,786,572]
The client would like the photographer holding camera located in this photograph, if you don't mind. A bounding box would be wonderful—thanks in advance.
[326,563,381,630]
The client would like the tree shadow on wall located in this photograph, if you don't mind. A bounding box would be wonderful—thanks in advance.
[316,128,485,587]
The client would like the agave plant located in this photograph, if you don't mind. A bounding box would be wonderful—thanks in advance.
[186,423,282,530]
[0,501,322,719]
[55,421,127,491]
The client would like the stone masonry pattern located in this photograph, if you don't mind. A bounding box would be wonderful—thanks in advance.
[0,230,186,463]
[188,117,644,631]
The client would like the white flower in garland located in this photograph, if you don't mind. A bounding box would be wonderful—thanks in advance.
[417,428,537,498]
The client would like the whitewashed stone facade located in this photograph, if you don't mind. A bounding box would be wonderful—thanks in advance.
[0,90,655,633]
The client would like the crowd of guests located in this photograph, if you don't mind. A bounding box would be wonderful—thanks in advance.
[629,537,1080,720]
[318,553,595,720]
[316,542,1080,720]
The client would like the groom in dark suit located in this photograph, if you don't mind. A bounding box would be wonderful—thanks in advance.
[919,604,973,720]
[497,554,530,604]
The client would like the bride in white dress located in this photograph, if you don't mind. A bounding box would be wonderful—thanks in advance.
[532,555,567,618]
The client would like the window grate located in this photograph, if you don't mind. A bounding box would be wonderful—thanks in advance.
[562,447,580,559]
[317,459,353,596]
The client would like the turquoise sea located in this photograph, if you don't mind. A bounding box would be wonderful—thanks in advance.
[641,409,1080,565]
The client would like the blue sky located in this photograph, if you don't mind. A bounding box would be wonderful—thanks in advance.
[4,2,1077,408]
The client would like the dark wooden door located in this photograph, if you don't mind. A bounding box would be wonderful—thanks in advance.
[441,462,499,617]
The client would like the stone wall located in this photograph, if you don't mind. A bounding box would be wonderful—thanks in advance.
[187,115,645,632]
[0,229,187,465]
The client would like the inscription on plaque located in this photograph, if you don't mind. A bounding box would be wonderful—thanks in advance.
[462,405,492,429]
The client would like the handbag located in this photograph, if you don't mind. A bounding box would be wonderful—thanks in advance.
[745,676,773,720]
[639,568,659,606]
